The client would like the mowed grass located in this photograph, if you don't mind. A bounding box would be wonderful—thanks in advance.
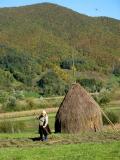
[0,141,120,160]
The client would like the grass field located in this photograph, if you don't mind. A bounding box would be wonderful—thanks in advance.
[0,141,120,160]
[0,126,120,160]
[0,106,119,133]
[0,112,56,133]
[0,92,120,160]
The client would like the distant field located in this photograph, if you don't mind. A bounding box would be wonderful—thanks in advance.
[0,112,56,133]
[0,108,58,119]
[0,105,120,133]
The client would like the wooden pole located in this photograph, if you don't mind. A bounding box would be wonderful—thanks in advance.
[100,108,118,131]
[72,52,76,84]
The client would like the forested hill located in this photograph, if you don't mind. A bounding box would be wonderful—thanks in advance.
[0,3,120,92]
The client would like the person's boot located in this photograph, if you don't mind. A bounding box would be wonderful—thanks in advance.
[44,136,48,141]
[40,136,43,141]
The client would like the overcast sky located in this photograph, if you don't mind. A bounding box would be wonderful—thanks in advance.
[0,0,120,20]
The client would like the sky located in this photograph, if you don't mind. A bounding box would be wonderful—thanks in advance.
[0,0,120,20]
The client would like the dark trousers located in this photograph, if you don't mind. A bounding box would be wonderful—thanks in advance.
[39,125,48,140]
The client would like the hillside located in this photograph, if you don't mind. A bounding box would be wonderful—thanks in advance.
[0,3,120,93]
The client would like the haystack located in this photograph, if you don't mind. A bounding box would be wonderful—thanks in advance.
[55,83,103,133]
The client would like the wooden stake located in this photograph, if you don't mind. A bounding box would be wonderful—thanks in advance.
[100,108,118,131]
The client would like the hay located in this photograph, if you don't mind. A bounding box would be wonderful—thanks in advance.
[55,83,103,133]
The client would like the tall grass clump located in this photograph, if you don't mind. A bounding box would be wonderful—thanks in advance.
[0,120,26,133]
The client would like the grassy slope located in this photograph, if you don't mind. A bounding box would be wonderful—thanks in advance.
[0,3,120,89]
[0,3,119,57]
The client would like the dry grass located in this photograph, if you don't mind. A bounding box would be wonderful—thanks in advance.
[103,123,120,132]
[0,108,58,119]
[109,100,120,105]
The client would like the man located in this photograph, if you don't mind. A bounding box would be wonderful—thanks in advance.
[38,110,51,141]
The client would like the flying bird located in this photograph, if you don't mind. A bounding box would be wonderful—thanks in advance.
[95,8,98,11]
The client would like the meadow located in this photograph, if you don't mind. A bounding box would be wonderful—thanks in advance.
[0,130,120,160]
[0,141,120,160]
[0,108,120,160]
[0,88,120,160]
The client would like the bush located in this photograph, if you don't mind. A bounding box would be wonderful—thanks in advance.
[37,71,69,96]
[0,69,14,88]
[0,120,26,133]
[26,99,35,109]
[60,59,86,70]
[0,91,9,103]
[99,96,110,105]
[14,90,24,100]
[93,91,110,105]
[3,96,17,111]
[102,111,119,125]
[7,96,16,107]
[60,59,72,69]
[77,78,103,92]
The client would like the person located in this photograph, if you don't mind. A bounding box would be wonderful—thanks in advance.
[38,110,51,141]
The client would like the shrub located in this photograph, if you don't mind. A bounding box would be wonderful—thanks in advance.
[0,69,14,88]
[60,59,86,70]
[0,91,9,103]
[4,96,17,111]
[77,78,103,92]
[26,99,35,109]
[7,96,16,107]
[37,70,69,96]
[60,59,72,69]
[99,95,110,105]
[102,111,119,125]
[93,91,110,105]
[14,90,24,100]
